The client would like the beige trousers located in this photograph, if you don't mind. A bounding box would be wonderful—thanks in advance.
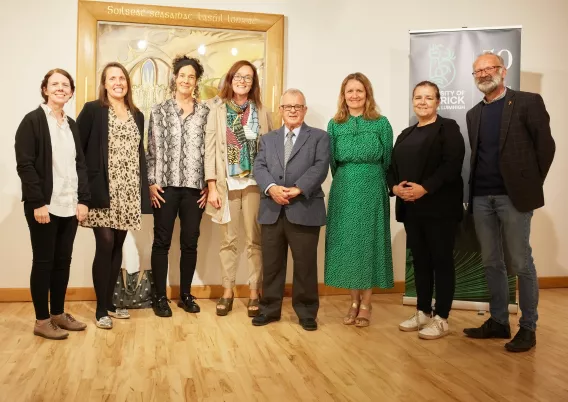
[219,186,262,290]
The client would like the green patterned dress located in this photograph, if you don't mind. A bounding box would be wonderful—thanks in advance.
[324,115,394,289]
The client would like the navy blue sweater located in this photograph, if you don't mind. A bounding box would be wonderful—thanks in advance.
[473,96,507,196]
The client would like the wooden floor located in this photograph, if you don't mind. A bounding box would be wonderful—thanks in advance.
[1,290,568,402]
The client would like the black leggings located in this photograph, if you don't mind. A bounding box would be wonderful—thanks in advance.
[404,219,458,319]
[92,227,127,320]
[26,212,78,320]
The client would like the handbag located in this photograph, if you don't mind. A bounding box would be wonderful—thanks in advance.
[112,268,154,309]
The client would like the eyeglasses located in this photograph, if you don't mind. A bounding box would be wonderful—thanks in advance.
[280,104,305,112]
[233,74,253,83]
[472,66,503,77]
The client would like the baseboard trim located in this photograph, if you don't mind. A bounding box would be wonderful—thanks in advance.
[1,277,566,302]
[0,282,405,302]
[537,276,568,289]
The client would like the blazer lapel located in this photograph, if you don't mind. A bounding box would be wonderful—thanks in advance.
[287,123,310,163]
[276,125,286,168]
[499,89,516,154]
[101,106,109,173]
[470,103,483,159]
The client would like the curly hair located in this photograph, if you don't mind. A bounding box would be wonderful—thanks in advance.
[169,55,205,98]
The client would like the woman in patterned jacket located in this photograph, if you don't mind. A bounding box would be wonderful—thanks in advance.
[146,56,210,317]
[205,60,272,317]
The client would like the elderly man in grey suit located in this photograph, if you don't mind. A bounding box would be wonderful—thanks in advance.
[252,88,330,331]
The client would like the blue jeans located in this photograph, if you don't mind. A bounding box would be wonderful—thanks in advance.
[473,195,538,331]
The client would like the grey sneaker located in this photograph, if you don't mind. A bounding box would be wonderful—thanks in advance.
[34,319,69,340]
[96,316,113,329]
[108,308,130,319]
[51,313,87,331]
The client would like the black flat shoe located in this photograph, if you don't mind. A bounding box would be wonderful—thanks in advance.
[152,295,172,318]
[178,294,200,313]
[463,318,511,339]
[299,318,318,331]
[505,327,536,352]
[252,314,280,326]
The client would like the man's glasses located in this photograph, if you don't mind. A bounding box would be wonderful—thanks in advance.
[472,66,503,77]
[280,104,305,112]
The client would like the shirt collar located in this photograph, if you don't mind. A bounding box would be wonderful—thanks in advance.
[483,87,507,104]
[285,125,302,137]
[41,103,68,127]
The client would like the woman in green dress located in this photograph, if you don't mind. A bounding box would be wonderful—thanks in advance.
[325,72,394,327]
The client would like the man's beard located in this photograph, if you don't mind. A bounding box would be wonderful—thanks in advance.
[476,73,503,94]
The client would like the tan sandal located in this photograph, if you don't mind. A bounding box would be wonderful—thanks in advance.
[343,302,360,325]
[355,304,372,327]
[216,297,234,316]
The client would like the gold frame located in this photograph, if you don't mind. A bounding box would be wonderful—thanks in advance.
[76,0,284,125]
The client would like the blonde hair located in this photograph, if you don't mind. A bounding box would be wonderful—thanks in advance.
[333,72,381,123]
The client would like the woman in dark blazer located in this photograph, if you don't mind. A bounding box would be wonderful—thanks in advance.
[387,80,465,340]
[15,68,90,340]
[77,62,151,329]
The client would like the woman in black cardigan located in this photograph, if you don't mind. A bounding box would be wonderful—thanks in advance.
[77,62,151,329]
[387,81,465,340]
[15,68,90,340]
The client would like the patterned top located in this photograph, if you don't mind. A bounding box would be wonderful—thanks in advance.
[80,108,142,231]
[147,98,210,189]
[40,104,78,217]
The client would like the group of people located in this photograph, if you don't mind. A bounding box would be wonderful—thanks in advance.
[15,51,554,353]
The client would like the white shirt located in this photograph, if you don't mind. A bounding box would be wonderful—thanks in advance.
[264,125,302,195]
[41,104,78,217]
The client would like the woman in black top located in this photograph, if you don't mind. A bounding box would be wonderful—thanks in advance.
[15,68,90,340]
[387,81,465,340]
[77,62,151,329]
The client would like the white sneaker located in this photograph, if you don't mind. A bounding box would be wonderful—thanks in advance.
[96,316,113,329]
[399,310,430,332]
[418,315,449,340]
[108,308,130,319]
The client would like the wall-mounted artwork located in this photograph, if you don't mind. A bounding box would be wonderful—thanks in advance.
[96,22,266,125]
[77,0,284,128]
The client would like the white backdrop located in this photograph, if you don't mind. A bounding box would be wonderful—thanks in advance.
[1,0,566,289]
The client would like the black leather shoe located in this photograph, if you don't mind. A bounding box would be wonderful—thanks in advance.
[152,295,172,318]
[505,327,536,352]
[463,318,511,339]
[252,314,280,326]
[299,318,318,331]
[178,294,200,313]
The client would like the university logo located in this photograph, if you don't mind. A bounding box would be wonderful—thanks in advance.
[428,44,456,88]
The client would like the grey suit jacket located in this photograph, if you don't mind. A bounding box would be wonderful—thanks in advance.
[254,123,330,226]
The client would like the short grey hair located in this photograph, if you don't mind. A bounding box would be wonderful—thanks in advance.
[280,88,306,105]
[473,51,505,69]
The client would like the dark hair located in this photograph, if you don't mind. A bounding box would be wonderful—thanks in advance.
[218,60,262,108]
[333,72,380,123]
[412,80,441,100]
[169,55,205,97]
[40,68,75,103]
[98,62,139,113]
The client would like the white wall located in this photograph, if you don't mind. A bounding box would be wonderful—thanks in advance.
[1,0,566,289]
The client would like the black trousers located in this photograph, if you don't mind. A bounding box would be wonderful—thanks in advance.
[25,212,78,320]
[260,212,320,320]
[151,187,204,298]
[404,218,458,319]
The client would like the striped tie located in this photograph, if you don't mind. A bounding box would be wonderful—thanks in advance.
[284,131,294,167]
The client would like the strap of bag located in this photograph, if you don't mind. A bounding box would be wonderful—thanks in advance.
[121,269,146,296]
